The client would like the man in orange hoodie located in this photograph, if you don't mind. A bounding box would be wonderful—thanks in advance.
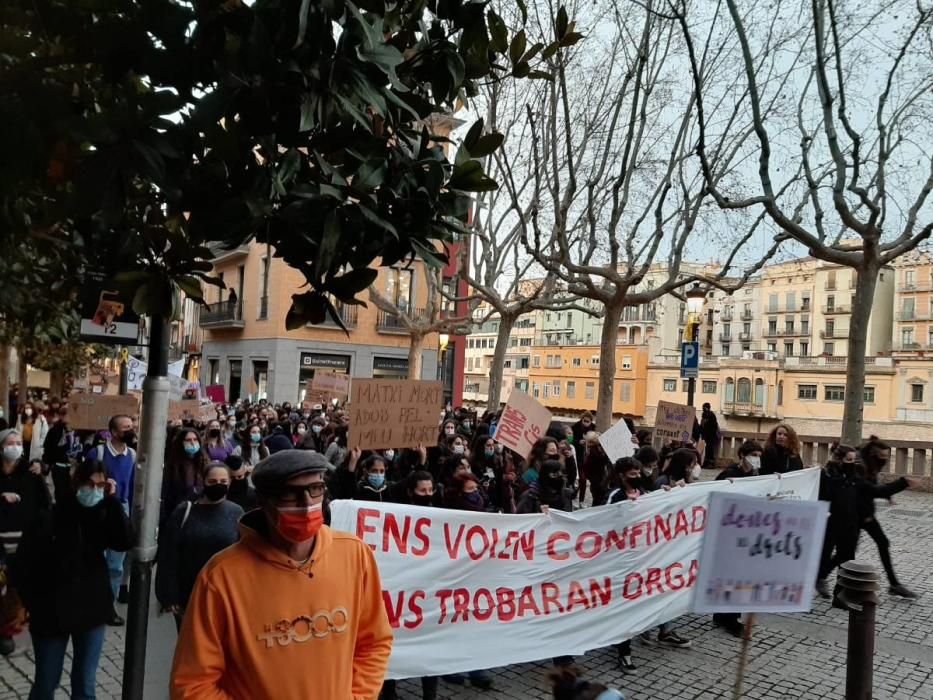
[171,450,393,699]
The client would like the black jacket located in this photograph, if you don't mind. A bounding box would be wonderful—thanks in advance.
[819,463,861,532]
[716,462,756,480]
[856,476,909,521]
[0,462,50,554]
[761,446,804,475]
[12,494,131,636]
[516,482,574,514]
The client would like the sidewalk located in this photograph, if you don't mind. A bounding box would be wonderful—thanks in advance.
[2,491,932,699]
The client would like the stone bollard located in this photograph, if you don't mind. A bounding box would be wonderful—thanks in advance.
[837,561,880,700]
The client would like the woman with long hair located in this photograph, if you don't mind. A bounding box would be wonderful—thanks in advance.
[16,400,49,463]
[523,437,560,489]
[161,429,207,527]
[761,423,804,474]
[857,436,919,599]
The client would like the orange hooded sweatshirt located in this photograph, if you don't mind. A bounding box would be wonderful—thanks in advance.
[171,510,392,699]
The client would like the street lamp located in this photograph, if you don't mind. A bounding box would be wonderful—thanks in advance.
[684,283,706,407]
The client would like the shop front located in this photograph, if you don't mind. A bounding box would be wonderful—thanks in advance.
[298,352,352,402]
[372,355,409,380]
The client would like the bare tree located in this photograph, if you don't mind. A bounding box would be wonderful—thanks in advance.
[681,0,933,444]
[368,263,473,381]
[498,0,779,427]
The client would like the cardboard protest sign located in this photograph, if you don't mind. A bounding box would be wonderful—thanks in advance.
[654,400,695,443]
[331,468,822,679]
[302,381,329,410]
[311,371,351,398]
[494,390,552,457]
[349,379,443,450]
[67,393,140,430]
[168,399,201,422]
[599,418,636,462]
[693,492,828,614]
[205,385,226,404]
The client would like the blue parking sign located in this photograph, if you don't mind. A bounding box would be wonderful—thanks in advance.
[680,342,699,378]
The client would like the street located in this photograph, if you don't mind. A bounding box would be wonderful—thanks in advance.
[2,489,932,700]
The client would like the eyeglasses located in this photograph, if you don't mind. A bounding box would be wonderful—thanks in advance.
[272,482,327,504]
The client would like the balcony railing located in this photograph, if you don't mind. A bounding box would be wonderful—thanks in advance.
[741,310,753,320]
[764,328,811,338]
[820,329,849,339]
[823,305,851,315]
[718,333,733,342]
[900,281,933,292]
[200,300,245,328]
[320,302,359,328]
[738,332,752,341]
[377,308,428,333]
[721,311,734,321]
[825,281,837,290]
[896,310,932,321]
[722,400,768,416]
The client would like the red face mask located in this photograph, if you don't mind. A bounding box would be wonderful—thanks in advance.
[275,503,324,543]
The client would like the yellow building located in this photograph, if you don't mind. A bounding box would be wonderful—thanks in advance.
[527,344,650,418]
[893,251,933,351]
[200,242,442,402]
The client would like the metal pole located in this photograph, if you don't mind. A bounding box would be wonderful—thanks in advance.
[119,348,129,396]
[687,323,699,407]
[732,613,756,700]
[122,317,171,700]
[838,561,879,700]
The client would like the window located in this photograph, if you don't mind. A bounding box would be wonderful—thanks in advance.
[510,338,518,347]
[567,381,576,399]
[864,386,875,403]
[777,381,784,406]
[585,382,595,400]
[768,293,779,312]
[722,344,730,356]
[785,319,794,333]
[519,357,529,370]
[754,379,765,407]
[702,380,717,394]
[905,269,916,288]
[826,270,836,290]
[723,323,731,338]
[742,344,751,352]
[552,381,561,397]
[902,329,915,346]
[590,355,600,366]
[572,357,582,367]
[520,338,532,347]
[489,338,496,349]
[801,342,809,356]
[620,381,632,402]
[902,298,915,319]
[768,318,777,334]
[504,359,512,369]
[737,378,752,403]
[386,267,414,312]
[767,343,777,353]
[824,342,835,355]
[798,384,817,400]
[825,385,846,402]
[258,257,270,319]
[682,380,690,393]
[533,355,541,368]
[725,378,735,403]
[663,379,677,392]
[515,379,529,392]
[928,328,933,347]
[801,296,811,310]
[542,384,550,399]
[743,322,751,335]
[784,342,794,356]
[911,383,924,403]
[786,292,795,310]
[801,319,809,334]
[467,358,474,371]
[826,295,835,312]
[622,356,632,370]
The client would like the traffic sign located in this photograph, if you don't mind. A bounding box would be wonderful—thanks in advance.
[680,341,699,378]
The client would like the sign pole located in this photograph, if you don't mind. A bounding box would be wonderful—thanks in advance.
[732,613,756,700]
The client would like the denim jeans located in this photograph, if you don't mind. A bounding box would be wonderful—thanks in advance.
[105,501,130,599]
[28,626,106,700]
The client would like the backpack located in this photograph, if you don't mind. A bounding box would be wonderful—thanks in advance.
[96,444,137,466]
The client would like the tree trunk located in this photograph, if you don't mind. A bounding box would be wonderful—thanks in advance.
[0,342,9,419]
[49,369,65,399]
[487,313,517,412]
[596,302,624,429]
[408,332,425,381]
[841,264,877,446]
[17,346,28,407]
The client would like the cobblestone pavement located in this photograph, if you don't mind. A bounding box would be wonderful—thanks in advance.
[2,487,932,699]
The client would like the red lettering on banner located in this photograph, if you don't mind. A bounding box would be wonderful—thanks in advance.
[357,508,380,551]
[665,562,685,590]
[691,506,708,532]
[547,531,571,560]
[629,520,647,549]
[496,587,517,621]
[405,590,425,629]
[645,567,663,596]
[574,531,602,559]
[382,589,426,630]
[383,513,411,553]
[687,558,699,587]
[622,560,698,602]
[473,589,495,622]
[436,589,453,624]
[654,514,672,542]
[518,586,542,617]
[466,525,489,560]
[452,589,470,622]
[412,517,430,556]
[541,582,565,614]
[566,581,590,611]
[674,509,690,537]
[382,590,404,628]
[604,527,628,552]
[519,530,535,559]
[623,572,643,601]
[590,578,612,606]
[444,523,465,559]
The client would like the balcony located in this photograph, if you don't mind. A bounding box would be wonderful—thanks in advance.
[377,308,428,333]
[820,329,849,339]
[738,332,753,342]
[741,310,753,320]
[764,328,810,338]
[721,311,734,321]
[718,333,733,342]
[823,305,851,315]
[320,303,359,329]
[900,282,933,293]
[200,300,245,329]
[722,400,768,417]
[824,281,837,290]
[896,310,932,321]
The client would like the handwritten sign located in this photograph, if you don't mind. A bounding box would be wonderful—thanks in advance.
[67,393,140,431]
[205,385,226,404]
[654,400,695,443]
[349,379,443,450]
[311,371,350,398]
[168,399,200,422]
[495,390,552,458]
[599,418,635,462]
[693,492,828,614]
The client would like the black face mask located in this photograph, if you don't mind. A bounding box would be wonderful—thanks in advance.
[545,473,564,488]
[121,430,137,444]
[411,494,433,506]
[203,483,229,502]
[208,429,221,439]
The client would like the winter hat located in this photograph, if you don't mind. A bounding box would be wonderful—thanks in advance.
[252,450,332,494]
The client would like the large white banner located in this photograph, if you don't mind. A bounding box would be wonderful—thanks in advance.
[330,468,821,679]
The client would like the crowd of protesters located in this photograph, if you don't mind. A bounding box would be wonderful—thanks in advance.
[0,389,922,699]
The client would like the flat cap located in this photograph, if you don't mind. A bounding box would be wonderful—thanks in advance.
[252,450,331,493]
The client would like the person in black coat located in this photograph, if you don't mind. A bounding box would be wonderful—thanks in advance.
[517,460,574,513]
[699,403,720,468]
[570,413,594,468]
[761,424,804,474]
[12,457,131,700]
[331,449,393,502]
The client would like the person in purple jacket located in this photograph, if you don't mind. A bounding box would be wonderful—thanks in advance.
[202,419,238,462]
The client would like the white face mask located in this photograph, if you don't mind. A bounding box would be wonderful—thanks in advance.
[690,464,702,481]
[445,427,455,437]
[23,408,33,417]
[745,455,761,471]
[3,445,23,462]
[384,450,395,461]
